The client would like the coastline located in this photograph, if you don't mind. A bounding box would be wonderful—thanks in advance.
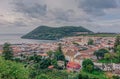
[0,34,57,45]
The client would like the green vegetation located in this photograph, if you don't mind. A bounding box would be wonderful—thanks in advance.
[98,51,120,63]
[79,33,118,37]
[2,43,13,60]
[27,45,67,78]
[54,44,65,61]
[97,36,120,63]
[35,74,50,79]
[95,48,120,63]
[22,25,92,40]
[112,75,120,79]
[116,45,120,63]
[114,35,120,52]
[0,42,68,79]
[111,36,120,63]
[82,59,108,79]
[88,39,94,45]
[0,57,29,79]
[82,59,94,73]
[34,69,68,79]
[0,56,112,79]
[94,49,109,60]
[104,53,112,60]
[1,42,120,79]
[98,58,119,63]
[80,70,107,79]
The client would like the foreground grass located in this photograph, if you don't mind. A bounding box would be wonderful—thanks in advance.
[98,58,120,63]
[37,69,68,79]
[80,70,108,79]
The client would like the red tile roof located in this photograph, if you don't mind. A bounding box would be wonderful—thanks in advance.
[48,65,54,69]
[67,62,81,69]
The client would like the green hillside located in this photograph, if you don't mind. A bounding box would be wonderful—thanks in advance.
[22,26,93,40]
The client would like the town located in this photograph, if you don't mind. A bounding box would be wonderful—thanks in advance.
[1,35,120,79]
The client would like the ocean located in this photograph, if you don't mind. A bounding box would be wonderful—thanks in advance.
[0,34,56,45]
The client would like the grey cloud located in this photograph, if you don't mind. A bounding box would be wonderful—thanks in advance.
[13,0,74,22]
[49,9,92,23]
[6,0,120,33]
[12,0,92,22]
[12,21,27,27]
[78,0,118,16]
[51,9,74,22]
[13,1,47,18]
[0,15,4,17]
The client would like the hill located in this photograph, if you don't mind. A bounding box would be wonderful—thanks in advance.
[22,26,93,40]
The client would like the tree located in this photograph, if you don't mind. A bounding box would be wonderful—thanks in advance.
[116,45,120,62]
[112,75,120,79]
[54,50,65,61]
[116,45,120,52]
[104,53,111,60]
[47,51,54,58]
[54,44,65,61]
[0,57,29,79]
[94,49,109,60]
[114,35,120,52]
[2,43,13,60]
[40,58,51,69]
[82,59,94,72]
[34,58,51,69]
[86,64,94,73]
[88,39,94,45]
[51,59,58,68]
[27,52,42,63]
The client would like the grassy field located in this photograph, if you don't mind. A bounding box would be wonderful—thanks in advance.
[77,33,119,37]
[37,69,68,79]
[98,58,120,63]
[80,70,108,79]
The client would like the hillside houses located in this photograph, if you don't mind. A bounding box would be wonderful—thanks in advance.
[0,35,119,76]
[94,63,120,76]
[10,43,58,57]
[0,36,115,61]
[61,36,115,62]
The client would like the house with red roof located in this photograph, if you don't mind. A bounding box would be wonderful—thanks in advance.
[67,61,81,72]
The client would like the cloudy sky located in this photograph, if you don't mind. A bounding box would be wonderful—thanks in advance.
[0,0,120,34]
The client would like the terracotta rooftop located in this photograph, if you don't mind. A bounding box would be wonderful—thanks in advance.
[48,65,54,69]
[67,62,81,69]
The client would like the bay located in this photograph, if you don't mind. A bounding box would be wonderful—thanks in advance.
[0,34,56,45]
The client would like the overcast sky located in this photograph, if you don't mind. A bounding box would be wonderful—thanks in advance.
[0,0,120,34]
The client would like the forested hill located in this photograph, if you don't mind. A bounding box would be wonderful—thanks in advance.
[22,26,93,40]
